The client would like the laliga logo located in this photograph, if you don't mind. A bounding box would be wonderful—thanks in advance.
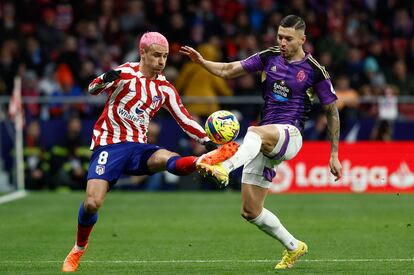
[269,161,414,193]
[389,162,414,188]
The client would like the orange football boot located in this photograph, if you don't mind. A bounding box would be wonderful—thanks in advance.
[198,141,239,165]
[62,244,88,272]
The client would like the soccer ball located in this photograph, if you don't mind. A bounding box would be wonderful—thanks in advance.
[205,110,240,145]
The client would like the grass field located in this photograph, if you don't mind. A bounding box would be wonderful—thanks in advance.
[0,191,413,274]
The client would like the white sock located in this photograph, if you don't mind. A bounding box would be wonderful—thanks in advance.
[222,131,262,172]
[250,208,299,251]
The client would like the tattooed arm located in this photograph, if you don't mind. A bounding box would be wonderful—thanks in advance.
[323,102,342,180]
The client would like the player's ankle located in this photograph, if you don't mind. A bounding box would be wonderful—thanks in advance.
[75,243,87,251]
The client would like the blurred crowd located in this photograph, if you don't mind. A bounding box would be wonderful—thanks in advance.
[1,0,414,190]
[1,1,413,114]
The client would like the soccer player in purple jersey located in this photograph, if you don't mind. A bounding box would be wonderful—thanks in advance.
[181,15,342,269]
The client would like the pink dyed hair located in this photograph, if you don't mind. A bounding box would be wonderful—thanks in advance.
[139,32,169,50]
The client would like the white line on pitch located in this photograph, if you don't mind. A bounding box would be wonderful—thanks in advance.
[1,259,414,264]
[0,190,27,205]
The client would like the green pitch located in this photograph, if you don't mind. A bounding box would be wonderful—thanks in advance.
[0,192,413,274]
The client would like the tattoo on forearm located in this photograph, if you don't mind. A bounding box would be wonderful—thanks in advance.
[324,103,340,153]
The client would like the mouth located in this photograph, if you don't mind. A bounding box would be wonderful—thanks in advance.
[280,49,288,57]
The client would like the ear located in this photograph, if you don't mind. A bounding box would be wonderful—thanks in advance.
[301,34,306,45]
[139,47,145,57]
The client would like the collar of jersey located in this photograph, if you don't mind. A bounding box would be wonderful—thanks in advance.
[285,52,310,65]
[137,70,165,81]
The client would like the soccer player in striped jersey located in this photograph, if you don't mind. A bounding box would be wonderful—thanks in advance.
[181,15,342,269]
[62,32,238,272]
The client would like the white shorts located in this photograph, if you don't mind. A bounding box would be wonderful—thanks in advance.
[242,124,302,188]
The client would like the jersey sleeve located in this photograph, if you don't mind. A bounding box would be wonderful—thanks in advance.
[240,46,281,73]
[240,53,264,73]
[314,78,337,105]
[88,74,108,95]
[162,83,210,144]
[308,57,338,105]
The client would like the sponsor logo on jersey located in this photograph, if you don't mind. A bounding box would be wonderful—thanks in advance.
[271,80,292,102]
[95,164,105,175]
[118,107,146,124]
[135,107,144,115]
[296,69,306,82]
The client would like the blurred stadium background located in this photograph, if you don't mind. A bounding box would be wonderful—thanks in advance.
[0,1,413,273]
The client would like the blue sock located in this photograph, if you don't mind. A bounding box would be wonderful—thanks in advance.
[166,156,180,175]
[78,202,98,227]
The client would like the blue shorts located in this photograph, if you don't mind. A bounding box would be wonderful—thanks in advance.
[87,142,163,186]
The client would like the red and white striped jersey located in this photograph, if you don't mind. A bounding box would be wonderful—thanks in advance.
[88,62,209,150]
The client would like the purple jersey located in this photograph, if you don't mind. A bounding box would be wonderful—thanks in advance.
[240,46,337,131]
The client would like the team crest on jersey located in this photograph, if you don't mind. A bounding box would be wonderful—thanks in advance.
[150,95,162,109]
[271,80,292,102]
[271,65,277,72]
[95,165,105,175]
[153,95,161,103]
[296,70,306,82]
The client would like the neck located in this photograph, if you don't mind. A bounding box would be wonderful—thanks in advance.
[139,65,157,79]
[287,49,306,63]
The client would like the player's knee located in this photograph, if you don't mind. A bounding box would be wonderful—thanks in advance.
[84,197,103,213]
[248,125,277,154]
[148,149,179,171]
[247,126,269,145]
[247,126,261,136]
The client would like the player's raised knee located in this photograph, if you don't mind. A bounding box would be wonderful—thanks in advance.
[247,126,261,135]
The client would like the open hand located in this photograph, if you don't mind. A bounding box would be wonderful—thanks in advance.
[179,46,204,64]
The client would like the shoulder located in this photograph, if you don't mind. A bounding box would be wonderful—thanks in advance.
[258,46,281,65]
[156,74,167,82]
[158,78,177,92]
[305,55,330,81]
[117,62,139,69]
[116,62,140,75]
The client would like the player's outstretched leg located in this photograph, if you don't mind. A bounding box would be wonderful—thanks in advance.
[197,131,263,187]
[196,141,239,187]
[275,241,308,269]
[198,141,239,165]
[197,162,230,187]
